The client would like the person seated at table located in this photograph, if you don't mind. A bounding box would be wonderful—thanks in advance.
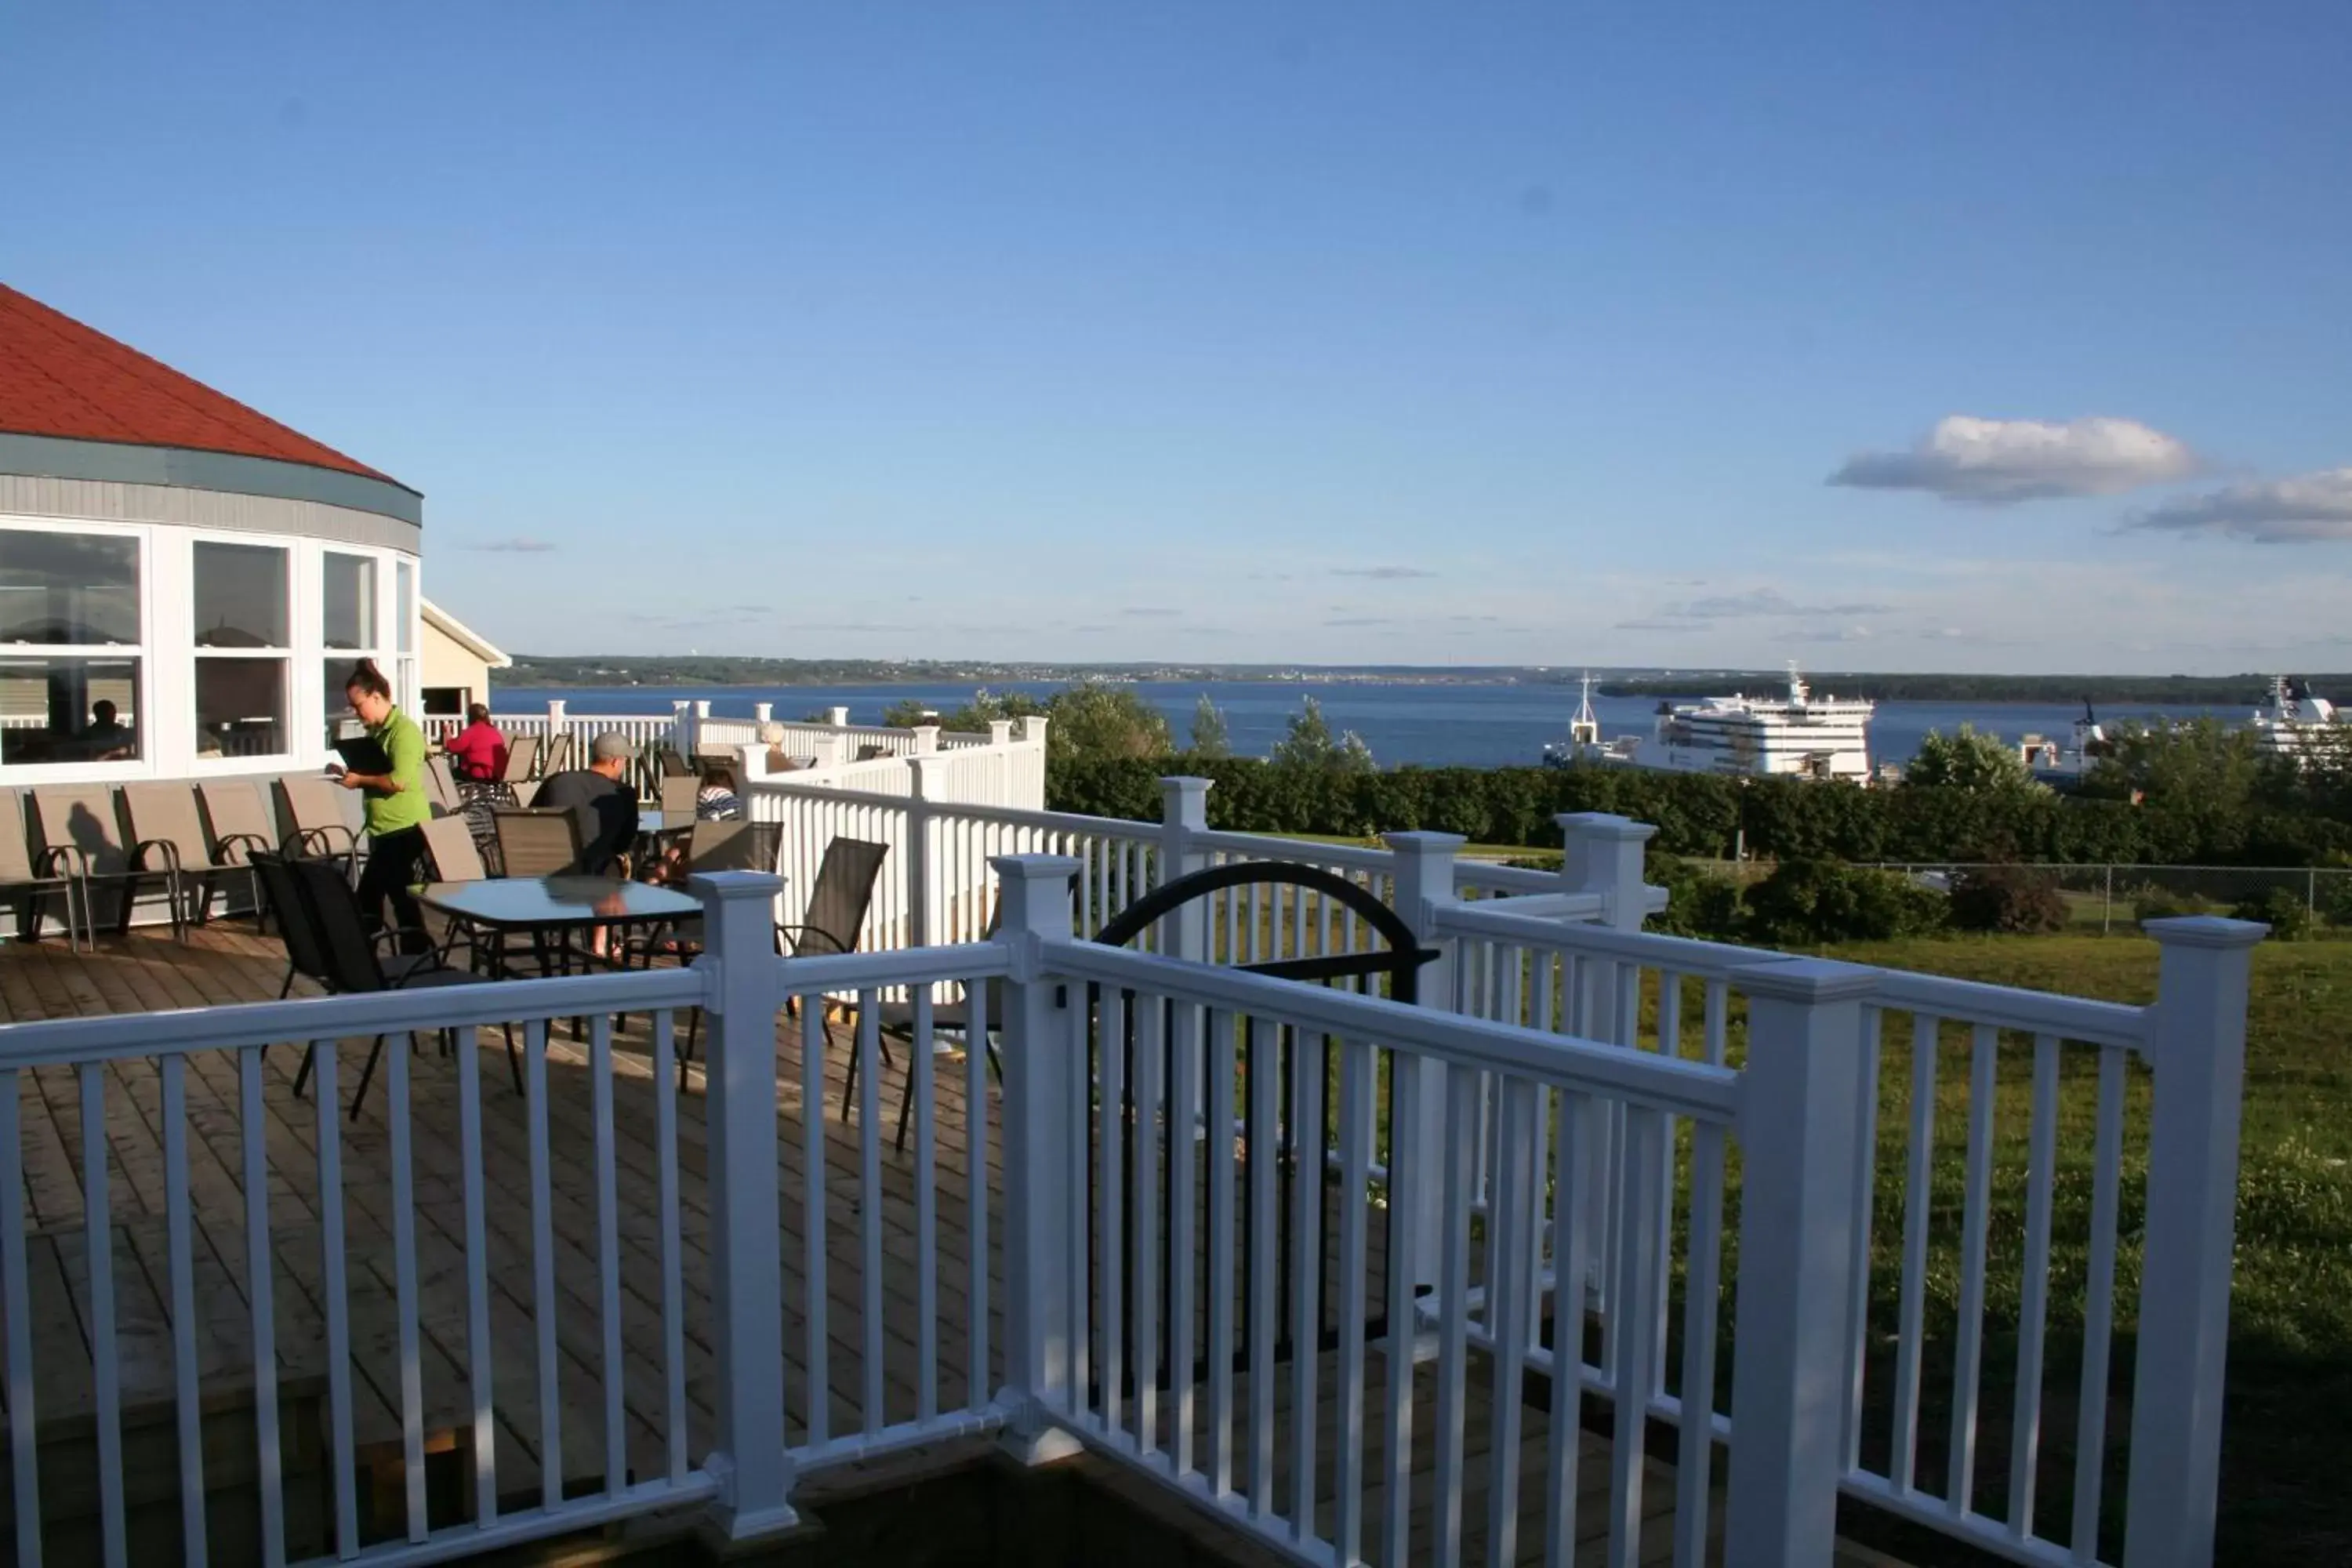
[697,764,742,821]
[757,720,799,775]
[442,703,507,782]
[533,731,639,876]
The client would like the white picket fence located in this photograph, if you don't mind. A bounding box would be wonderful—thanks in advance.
[0,817,2256,1566]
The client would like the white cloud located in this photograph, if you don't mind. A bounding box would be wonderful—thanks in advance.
[2128,467,2352,543]
[1667,587,1892,619]
[1330,566,1437,580]
[461,536,558,553]
[1829,416,2196,503]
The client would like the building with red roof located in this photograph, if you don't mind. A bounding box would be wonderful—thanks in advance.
[0,284,424,782]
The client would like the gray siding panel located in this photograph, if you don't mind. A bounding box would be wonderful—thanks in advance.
[0,472,422,554]
[0,432,422,527]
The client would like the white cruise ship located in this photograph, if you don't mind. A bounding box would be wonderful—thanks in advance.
[1647,663,1875,781]
[2250,676,2348,764]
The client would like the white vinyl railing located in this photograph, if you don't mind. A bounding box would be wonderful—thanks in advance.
[1421,862,2259,1568]
[0,838,2255,1567]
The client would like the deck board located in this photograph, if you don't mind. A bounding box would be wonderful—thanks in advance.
[0,923,1904,1566]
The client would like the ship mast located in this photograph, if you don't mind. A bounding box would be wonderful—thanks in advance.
[1570,671,1600,746]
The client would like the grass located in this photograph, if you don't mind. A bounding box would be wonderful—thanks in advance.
[1816,935,2352,1566]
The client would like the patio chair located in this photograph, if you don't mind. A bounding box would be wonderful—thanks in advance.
[659,775,699,818]
[33,785,184,941]
[123,782,267,932]
[497,735,541,801]
[675,834,887,1092]
[276,775,361,873]
[492,808,584,879]
[539,732,576,775]
[656,746,691,779]
[250,850,340,1000]
[419,815,488,883]
[425,753,460,814]
[196,780,280,927]
[0,787,87,949]
[279,855,491,1120]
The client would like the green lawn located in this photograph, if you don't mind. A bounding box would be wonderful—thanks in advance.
[1817,935,2352,1566]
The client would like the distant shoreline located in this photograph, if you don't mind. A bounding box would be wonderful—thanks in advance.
[499,656,2346,708]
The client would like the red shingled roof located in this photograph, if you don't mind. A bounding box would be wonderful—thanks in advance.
[0,283,406,488]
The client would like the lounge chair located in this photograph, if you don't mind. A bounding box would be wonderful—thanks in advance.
[195,780,281,927]
[539,732,575,775]
[32,785,183,940]
[497,735,541,801]
[425,753,460,814]
[492,808,583,879]
[276,775,361,872]
[0,787,87,949]
[275,855,490,1120]
[122,782,269,931]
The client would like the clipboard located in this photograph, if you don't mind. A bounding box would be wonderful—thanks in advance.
[332,736,394,775]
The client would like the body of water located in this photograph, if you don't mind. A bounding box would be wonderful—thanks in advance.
[518,681,2244,771]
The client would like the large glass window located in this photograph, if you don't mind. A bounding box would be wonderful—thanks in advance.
[193,540,290,757]
[0,528,143,764]
[395,561,415,654]
[323,552,376,651]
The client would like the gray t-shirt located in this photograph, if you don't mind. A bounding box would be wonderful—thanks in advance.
[531,769,635,873]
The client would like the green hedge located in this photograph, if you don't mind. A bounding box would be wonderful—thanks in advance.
[1045,756,2352,868]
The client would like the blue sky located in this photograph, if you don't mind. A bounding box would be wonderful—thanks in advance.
[8,2,2350,672]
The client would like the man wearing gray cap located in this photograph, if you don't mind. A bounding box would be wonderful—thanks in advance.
[532,731,640,875]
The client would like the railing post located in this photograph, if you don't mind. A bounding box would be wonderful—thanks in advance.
[1157,775,1212,959]
[1722,957,1875,1568]
[1385,830,1464,1293]
[828,705,851,728]
[688,869,796,1540]
[989,718,1014,747]
[753,701,773,724]
[912,724,941,756]
[1020,714,1049,747]
[545,698,566,739]
[671,699,694,757]
[1558,811,1660,935]
[2125,916,2263,1568]
[990,853,1086,1464]
[906,755,940,949]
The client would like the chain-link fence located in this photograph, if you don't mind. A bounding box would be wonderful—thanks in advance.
[1867,862,2352,935]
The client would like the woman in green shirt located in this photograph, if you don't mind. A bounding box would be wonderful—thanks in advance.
[334,659,432,953]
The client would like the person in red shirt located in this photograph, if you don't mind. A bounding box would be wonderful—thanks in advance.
[442,703,507,782]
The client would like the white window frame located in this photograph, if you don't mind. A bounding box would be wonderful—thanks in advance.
[320,546,385,750]
[0,516,154,783]
[187,532,295,772]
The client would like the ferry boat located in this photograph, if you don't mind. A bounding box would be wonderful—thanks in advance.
[2249,676,2348,764]
[2017,701,2111,782]
[1545,664,1874,781]
[1650,663,1874,781]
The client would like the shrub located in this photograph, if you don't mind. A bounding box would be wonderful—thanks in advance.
[1643,852,1748,942]
[2233,887,2318,942]
[1947,865,2071,935]
[1743,860,1947,946]
[2134,887,2217,924]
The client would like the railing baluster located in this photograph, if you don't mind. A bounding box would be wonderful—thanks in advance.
[75,1064,125,1568]
[1381,1055,1421,1568]
[1068,982,1093,1409]
[456,1025,498,1516]
[526,1018,561,1507]
[858,989,885,1435]
[587,1015,626,1499]
[1206,1006,1238,1497]
[1843,1006,1883,1472]
[1484,1073,1540,1568]
[1134,993,1164,1457]
[801,999,830,1446]
[1333,1035,1374,1566]
[1544,1089,1591,1568]
[0,1069,40,1568]
[652,1010,688,1483]
[1891,1011,1939,1494]
[240,1046,285,1568]
[310,1040,359,1557]
[388,1032,428,1538]
[913,989,939,1424]
[1949,1022,2000,1512]
[2009,1033,2061,1538]
[161,1056,206,1568]
[967,977,990,1412]
[1168,998,1201,1476]
[1245,1014,1276,1512]
[1098,988,1127,1438]
[1432,1061,1476,1568]
[1606,1105,1668,1568]
[2072,1044,2129,1562]
[1287,1028,1323,1541]
[1672,1120,1727,1568]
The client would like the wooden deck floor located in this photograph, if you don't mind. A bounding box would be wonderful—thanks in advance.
[0,925,1903,1566]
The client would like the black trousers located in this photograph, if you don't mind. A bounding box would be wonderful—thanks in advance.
[354,825,429,954]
